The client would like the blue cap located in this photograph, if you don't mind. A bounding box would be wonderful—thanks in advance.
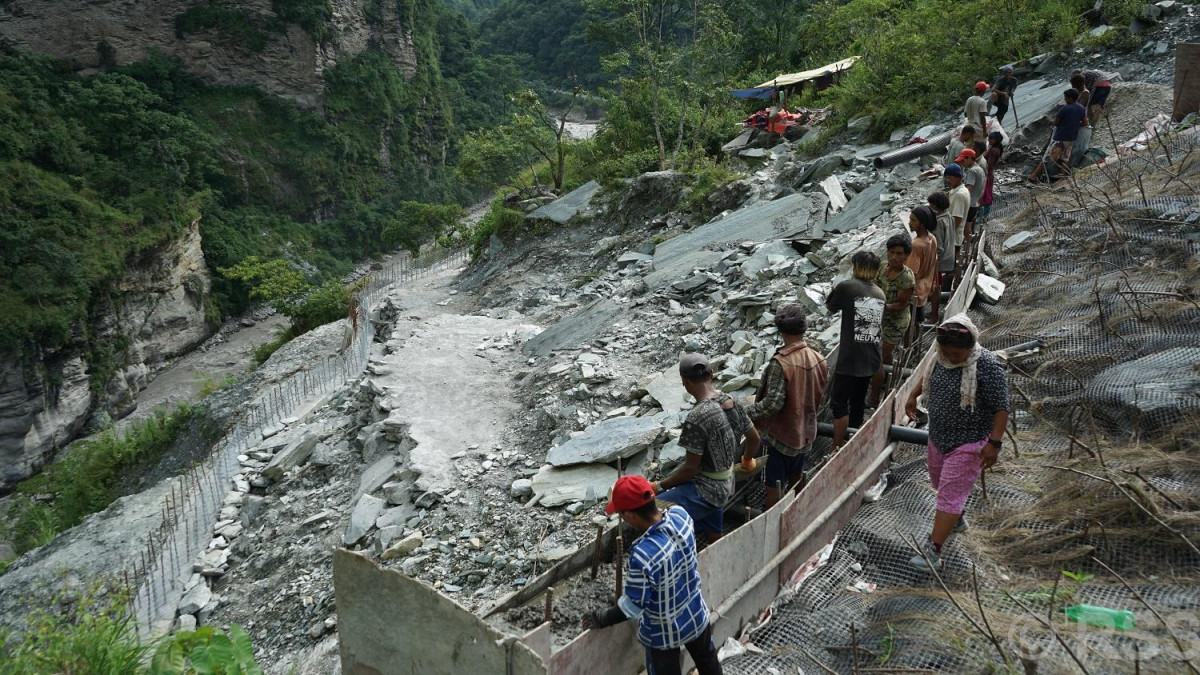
[944,163,964,178]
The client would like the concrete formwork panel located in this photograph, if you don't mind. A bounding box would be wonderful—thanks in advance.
[333,549,545,675]
[548,621,644,675]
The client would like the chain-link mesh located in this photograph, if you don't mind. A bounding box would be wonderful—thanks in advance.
[722,129,1200,674]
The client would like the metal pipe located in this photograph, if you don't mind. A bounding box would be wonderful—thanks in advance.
[816,422,928,445]
[873,131,953,169]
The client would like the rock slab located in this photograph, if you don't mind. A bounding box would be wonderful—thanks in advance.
[546,416,664,467]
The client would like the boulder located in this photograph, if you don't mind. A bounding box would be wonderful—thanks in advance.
[262,430,319,481]
[531,464,620,507]
[740,241,799,281]
[380,531,424,561]
[784,155,844,188]
[645,369,690,413]
[343,494,386,546]
[975,274,1006,304]
[617,252,654,269]
[1086,349,1200,434]
[1003,231,1038,250]
[354,454,397,502]
[546,416,664,467]
[178,582,212,616]
[510,478,534,499]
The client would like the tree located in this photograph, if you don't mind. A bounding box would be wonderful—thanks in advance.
[509,88,583,192]
[218,257,307,316]
[382,202,465,253]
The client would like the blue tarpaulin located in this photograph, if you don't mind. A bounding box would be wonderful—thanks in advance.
[730,86,777,100]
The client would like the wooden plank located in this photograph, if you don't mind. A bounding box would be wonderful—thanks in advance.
[487,526,617,617]
[1174,44,1200,122]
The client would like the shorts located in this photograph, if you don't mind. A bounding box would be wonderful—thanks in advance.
[1091,85,1111,109]
[927,439,986,515]
[657,482,724,535]
[829,372,872,421]
[1046,140,1074,161]
[763,440,807,489]
[881,310,911,345]
[966,206,979,224]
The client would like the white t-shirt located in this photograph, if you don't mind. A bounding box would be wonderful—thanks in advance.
[965,95,988,127]
[948,185,971,245]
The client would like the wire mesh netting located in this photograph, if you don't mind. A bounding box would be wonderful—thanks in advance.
[722,129,1200,674]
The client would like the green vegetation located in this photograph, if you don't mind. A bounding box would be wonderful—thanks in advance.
[150,625,262,674]
[3,405,197,556]
[271,0,333,42]
[0,584,261,674]
[174,4,270,51]
[0,585,148,673]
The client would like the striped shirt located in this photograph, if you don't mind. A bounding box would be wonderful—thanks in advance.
[617,506,710,649]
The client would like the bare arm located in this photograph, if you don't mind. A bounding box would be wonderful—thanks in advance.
[742,424,761,464]
[887,287,913,313]
[982,409,1010,469]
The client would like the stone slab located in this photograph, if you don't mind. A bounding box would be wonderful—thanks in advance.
[531,464,619,507]
[527,181,601,225]
[546,416,664,467]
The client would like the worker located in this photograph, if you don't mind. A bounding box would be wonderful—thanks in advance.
[904,315,1010,571]
[905,205,940,336]
[990,66,1018,124]
[824,251,885,449]
[582,475,723,675]
[943,164,970,267]
[868,234,914,407]
[926,191,955,323]
[965,82,989,132]
[958,148,986,245]
[744,305,829,507]
[1026,89,1087,182]
[652,354,759,544]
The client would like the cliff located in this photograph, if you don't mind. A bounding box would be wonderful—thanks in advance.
[0,219,213,490]
[0,0,419,107]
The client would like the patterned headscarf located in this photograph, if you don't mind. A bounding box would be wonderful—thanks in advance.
[923,313,982,411]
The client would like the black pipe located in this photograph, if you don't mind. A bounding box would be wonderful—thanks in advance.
[816,422,928,445]
[873,131,953,169]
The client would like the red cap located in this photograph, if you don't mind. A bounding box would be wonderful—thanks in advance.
[605,475,656,515]
[975,81,989,93]
[955,148,977,163]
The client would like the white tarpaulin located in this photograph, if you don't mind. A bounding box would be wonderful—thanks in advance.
[753,56,861,89]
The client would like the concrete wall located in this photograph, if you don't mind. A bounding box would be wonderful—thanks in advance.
[333,549,545,675]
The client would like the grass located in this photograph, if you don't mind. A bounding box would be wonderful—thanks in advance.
[2,405,195,558]
[0,582,262,673]
[195,372,240,398]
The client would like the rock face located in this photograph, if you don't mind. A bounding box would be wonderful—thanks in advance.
[1086,348,1200,434]
[0,218,214,489]
[0,0,419,106]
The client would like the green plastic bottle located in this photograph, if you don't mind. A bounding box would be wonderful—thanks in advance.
[1061,604,1136,630]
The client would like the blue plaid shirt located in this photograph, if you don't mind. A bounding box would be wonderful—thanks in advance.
[617,506,710,649]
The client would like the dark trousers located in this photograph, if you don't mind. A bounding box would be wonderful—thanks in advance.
[645,623,723,675]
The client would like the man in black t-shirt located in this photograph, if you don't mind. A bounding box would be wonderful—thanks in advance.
[990,66,1018,124]
[824,250,885,448]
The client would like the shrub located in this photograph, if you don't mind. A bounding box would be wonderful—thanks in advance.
[4,405,194,556]
[149,625,263,674]
[0,585,146,674]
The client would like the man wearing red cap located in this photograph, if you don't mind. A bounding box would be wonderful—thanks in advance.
[965,82,989,132]
[957,148,987,243]
[582,475,723,675]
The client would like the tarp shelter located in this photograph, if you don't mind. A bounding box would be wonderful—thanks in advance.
[730,86,777,100]
[752,56,861,90]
